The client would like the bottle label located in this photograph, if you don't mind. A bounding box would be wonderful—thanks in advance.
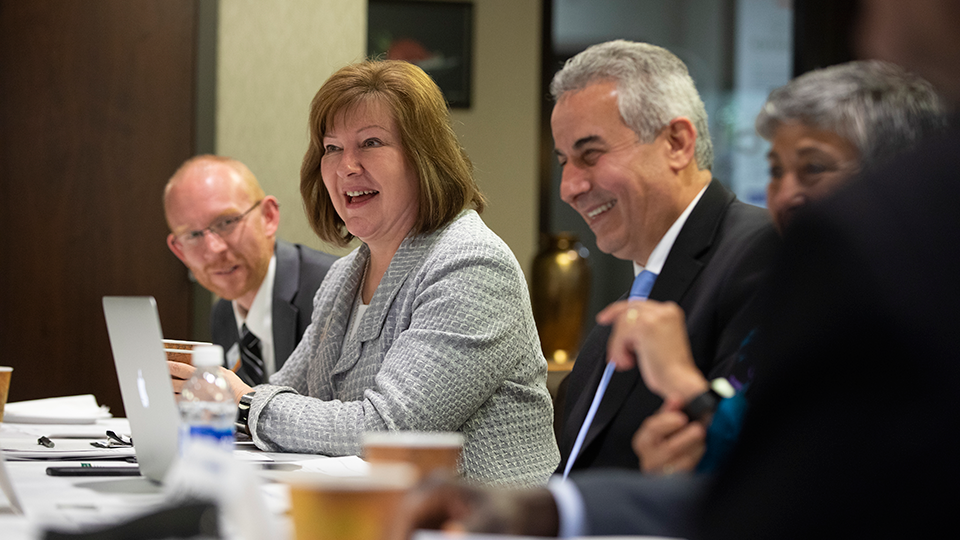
[187,425,234,442]
[179,424,234,456]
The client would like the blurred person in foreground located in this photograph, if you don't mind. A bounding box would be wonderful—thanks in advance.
[621,59,946,477]
[164,156,337,384]
[169,60,559,486]
[387,0,960,531]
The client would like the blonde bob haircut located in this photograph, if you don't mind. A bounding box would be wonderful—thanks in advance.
[301,60,486,247]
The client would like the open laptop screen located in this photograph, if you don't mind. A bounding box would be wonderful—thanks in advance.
[102,296,181,483]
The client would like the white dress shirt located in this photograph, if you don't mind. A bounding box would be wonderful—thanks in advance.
[633,185,707,277]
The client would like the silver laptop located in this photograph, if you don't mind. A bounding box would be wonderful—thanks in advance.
[0,448,24,514]
[102,296,181,483]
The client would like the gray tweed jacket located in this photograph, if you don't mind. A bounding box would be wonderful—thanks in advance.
[247,210,560,486]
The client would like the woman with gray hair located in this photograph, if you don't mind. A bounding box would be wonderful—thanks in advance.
[758,60,945,232]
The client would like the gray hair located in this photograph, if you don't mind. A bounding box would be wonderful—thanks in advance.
[756,60,946,168]
[550,40,713,171]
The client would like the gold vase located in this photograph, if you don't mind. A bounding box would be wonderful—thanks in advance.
[531,233,591,370]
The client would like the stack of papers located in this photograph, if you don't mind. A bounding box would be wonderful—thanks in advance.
[0,397,129,461]
[0,437,135,461]
[3,395,112,424]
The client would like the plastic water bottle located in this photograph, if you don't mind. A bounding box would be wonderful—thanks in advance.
[179,344,235,454]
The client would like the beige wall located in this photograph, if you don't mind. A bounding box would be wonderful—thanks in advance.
[217,0,366,256]
[217,0,542,277]
[450,0,542,277]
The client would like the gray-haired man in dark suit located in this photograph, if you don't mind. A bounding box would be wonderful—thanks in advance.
[551,40,779,474]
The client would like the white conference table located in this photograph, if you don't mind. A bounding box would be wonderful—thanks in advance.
[0,418,363,540]
[1,417,168,538]
[1,419,669,540]
[1,459,168,538]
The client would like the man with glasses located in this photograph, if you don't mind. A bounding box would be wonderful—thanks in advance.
[164,155,336,385]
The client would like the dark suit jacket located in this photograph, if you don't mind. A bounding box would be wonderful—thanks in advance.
[574,470,708,537]
[695,125,960,539]
[557,179,779,472]
[211,239,336,371]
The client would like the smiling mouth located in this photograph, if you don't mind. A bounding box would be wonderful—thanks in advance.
[213,265,239,276]
[346,190,379,204]
[586,200,616,219]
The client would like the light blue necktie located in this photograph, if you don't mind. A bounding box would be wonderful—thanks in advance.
[563,269,658,479]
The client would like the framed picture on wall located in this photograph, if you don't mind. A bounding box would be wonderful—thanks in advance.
[367,0,473,108]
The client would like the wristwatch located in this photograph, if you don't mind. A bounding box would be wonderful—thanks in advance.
[235,391,255,436]
[682,378,736,422]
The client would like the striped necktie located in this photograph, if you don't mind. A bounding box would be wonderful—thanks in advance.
[563,269,658,478]
[239,323,265,386]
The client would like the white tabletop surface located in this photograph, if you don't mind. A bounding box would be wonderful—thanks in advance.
[1,418,671,540]
[0,418,365,540]
[1,417,168,539]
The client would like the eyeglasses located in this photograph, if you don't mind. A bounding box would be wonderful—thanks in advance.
[173,199,263,250]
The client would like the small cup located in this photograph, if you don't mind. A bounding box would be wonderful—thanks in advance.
[362,431,464,481]
[163,339,211,365]
[285,462,417,540]
[0,366,13,423]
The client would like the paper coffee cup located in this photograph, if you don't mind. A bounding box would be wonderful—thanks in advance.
[285,462,417,540]
[163,339,211,365]
[362,431,464,481]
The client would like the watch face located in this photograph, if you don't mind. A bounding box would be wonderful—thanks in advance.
[240,391,255,406]
[235,393,254,436]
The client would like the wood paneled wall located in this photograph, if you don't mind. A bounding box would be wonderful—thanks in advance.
[0,0,198,415]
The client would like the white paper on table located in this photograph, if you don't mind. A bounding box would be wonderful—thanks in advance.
[3,395,112,424]
[1,418,130,440]
[1,424,116,439]
[295,455,369,476]
[0,439,135,461]
[0,515,33,539]
[233,449,370,477]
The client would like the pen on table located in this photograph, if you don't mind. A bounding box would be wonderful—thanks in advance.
[38,435,55,448]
